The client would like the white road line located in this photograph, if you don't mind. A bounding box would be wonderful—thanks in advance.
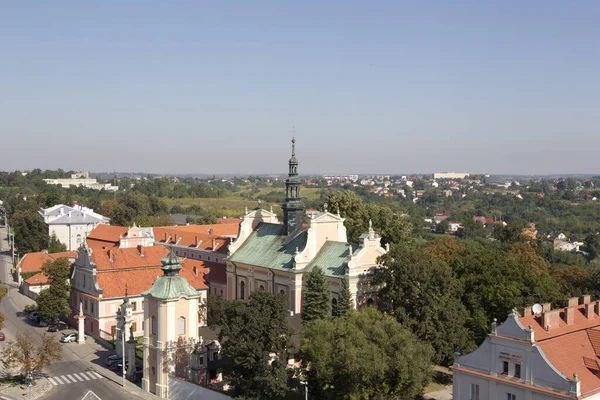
[86,371,98,380]
[81,372,91,380]
[73,373,84,381]
[53,376,64,384]
[91,371,103,379]
[48,377,57,386]
[65,374,77,383]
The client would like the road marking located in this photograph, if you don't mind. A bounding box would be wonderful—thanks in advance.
[86,371,99,380]
[52,376,64,385]
[65,374,77,383]
[91,371,103,379]
[73,373,84,381]
[81,372,91,380]
[48,377,57,385]
[81,390,102,400]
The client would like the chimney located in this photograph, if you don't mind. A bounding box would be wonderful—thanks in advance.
[195,236,198,246]
[542,309,561,330]
[568,297,579,308]
[565,307,575,325]
[164,232,167,241]
[212,238,216,249]
[174,233,177,243]
[109,248,115,262]
[585,303,595,319]
[542,303,552,312]
[596,301,600,316]
[522,306,533,317]
[582,295,591,305]
[138,245,144,256]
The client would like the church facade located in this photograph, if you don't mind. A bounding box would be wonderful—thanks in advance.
[225,139,387,314]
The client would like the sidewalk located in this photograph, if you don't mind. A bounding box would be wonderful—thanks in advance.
[0,377,53,400]
[69,337,158,400]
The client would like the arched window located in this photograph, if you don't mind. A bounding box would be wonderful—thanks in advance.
[366,298,374,307]
[280,289,285,295]
[178,316,186,335]
[331,298,338,316]
[151,316,157,335]
[76,234,82,245]
[240,281,246,300]
[259,285,265,291]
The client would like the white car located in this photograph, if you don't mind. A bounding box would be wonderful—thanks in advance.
[60,333,81,343]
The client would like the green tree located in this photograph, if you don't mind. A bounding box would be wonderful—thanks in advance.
[435,219,449,234]
[47,232,67,253]
[1,332,62,380]
[457,219,487,239]
[302,267,331,323]
[10,209,49,253]
[585,234,600,260]
[301,308,432,400]
[374,244,473,365]
[218,292,293,400]
[333,278,352,318]
[36,258,71,323]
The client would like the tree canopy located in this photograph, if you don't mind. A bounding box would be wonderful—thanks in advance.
[36,257,71,323]
[302,267,331,323]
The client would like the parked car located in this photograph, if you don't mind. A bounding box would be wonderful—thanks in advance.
[105,355,123,367]
[24,304,37,313]
[109,360,127,372]
[48,322,68,332]
[0,332,5,341]
[28,312,38,321]
[60,333,80,343]
[38,320,48,327]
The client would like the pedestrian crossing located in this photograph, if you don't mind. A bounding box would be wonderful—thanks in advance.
[49,371,104,385]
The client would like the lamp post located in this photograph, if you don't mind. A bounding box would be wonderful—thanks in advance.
[116,327,126,387]
[300,381,308,400]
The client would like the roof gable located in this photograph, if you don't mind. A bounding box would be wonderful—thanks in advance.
[307,241,357,277]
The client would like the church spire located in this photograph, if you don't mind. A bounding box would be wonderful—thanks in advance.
[283,138,304,236]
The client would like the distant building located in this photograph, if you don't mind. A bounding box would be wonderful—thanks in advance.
[453,296,600,399]
[433,172,469,180]
[40,204,110,250]
[44,172,118,191]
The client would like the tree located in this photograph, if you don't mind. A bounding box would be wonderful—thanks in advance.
[374,244,473,365]
[1,332,62,379]
[218,292,293,399]
[10,209,49,253]
[457,219,487,239]
[47,232,67,253]
[36,258,71,323]
[302,267,331,323]
[333,278,352,318]
[585,234,600,260]
[301,308,432,400]
[435,219,449,234]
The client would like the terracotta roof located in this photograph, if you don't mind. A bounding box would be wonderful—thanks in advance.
[18,251,77,274]
[205,262,227,284]
[588,329,600,356]
[162,223,239,236]
[92,247,208,298]
[24,272,49,286]
[86,224,128,244]
[520,304,600,340]
[153,228,231,253]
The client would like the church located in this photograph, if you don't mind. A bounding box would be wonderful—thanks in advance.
[225,138,387,314]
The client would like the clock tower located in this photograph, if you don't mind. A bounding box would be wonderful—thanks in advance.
[282,138,305,236]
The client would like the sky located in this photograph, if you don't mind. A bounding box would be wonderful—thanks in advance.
[1,1,599,175]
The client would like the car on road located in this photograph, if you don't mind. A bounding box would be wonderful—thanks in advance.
[59,333,85,343]
[48,322,68,332]
[28,312,38,321]
[38,320,48,327]
[0,332,5,341]
[109,360,128,372]
[105,354,123,367]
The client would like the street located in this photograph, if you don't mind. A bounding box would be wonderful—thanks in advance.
[0,225,146,400]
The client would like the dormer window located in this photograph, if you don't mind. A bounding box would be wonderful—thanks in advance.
[514,363,521,379]
[502,361,509,375]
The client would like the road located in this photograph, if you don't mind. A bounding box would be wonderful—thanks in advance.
[0,226,143,400]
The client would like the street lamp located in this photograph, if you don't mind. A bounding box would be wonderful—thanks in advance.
[116,327,126,387]
[299,381,308,400]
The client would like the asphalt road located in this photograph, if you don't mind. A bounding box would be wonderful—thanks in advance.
[0,226,141,400]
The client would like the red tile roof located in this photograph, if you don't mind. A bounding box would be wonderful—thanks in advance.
[24,272,49,286]
[18,251,77,274]
[218,217,242,225]
[87,225,128,243]
[164,223,239,236]
[91,246,209,298]
[153,228,231,253]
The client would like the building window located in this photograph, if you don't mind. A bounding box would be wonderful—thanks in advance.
[514,363,521,379]
[280,289,285,295]
[507,394,516,400]
[207,256,211,261]
[151,316,157,335]
[111,325,116,337]
[76,234,82,245]
[151,367,155,376]
[199,356,204,366]
[184,252,187,257]
[220,289,223,296]
[91,302,94,314]
[178,316,186,335]
[132,322,137,332]
[259,285,265,291]
[470,383,479,400]
[132,302,137,311]
[502,361,509,375]
[240,281,246,300]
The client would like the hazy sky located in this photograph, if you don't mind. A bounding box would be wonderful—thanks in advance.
[1,1,599,175]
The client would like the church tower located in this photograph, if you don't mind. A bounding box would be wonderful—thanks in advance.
[141,249,202,398]
[282,138,305,236]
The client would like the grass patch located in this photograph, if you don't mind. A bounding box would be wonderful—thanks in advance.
[424,369,452,394]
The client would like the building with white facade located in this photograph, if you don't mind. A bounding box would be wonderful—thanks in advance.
[433,172,470,180]
[453,296,600,399]
[44,172,118,191]
[40,204,110,250]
